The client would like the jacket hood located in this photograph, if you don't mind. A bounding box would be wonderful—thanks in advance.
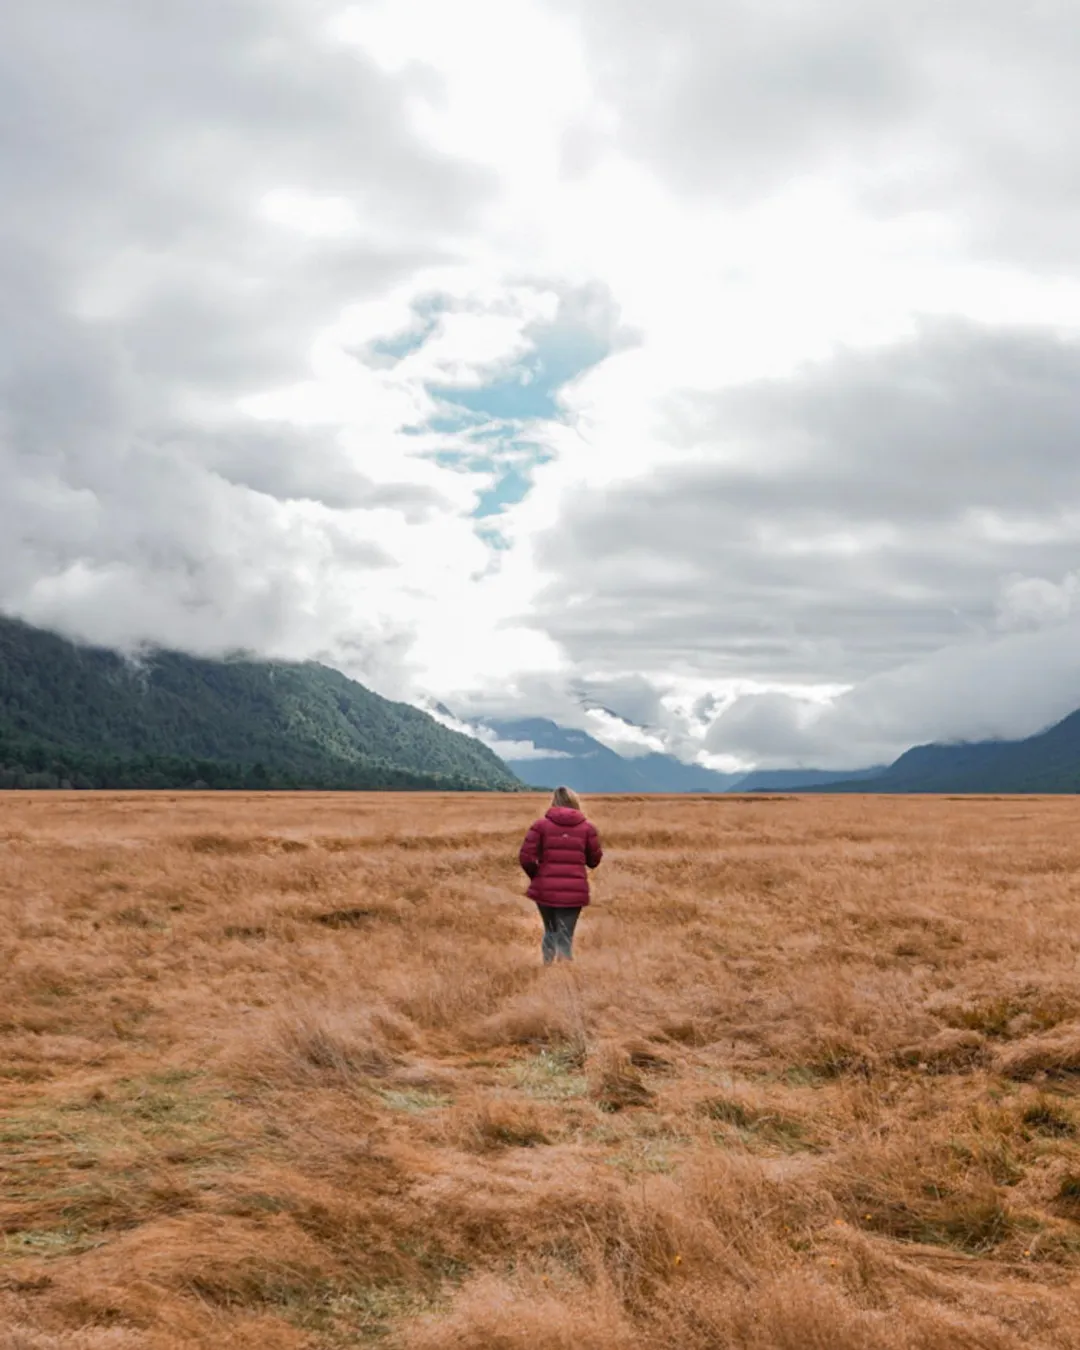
[546,806,585,826]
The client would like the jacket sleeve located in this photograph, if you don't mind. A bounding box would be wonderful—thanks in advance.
[586,824,603,870]
[519,821,542,878]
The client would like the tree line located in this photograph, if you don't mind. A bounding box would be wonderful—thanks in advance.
[0,731,511,793]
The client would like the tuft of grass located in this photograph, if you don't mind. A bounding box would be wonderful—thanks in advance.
[950,990,1079,1039]
[261,1004,414,1088]
[451,1096,553,1151]
[895,1028,987,1073]
[856,1184,1014,1253]
[843,1126,1025,1254]
[2,1229,88,1257]
[700,1095,814,1152]
[112,905,166,929]
[505,1049,589,1102]
[223,923,266,940]
[1022,1096,1076,1138]
[283,1280,448,1344]
[624,1041,674,1073]
[380,1088,452,1114]
[996,1027,1080,1080]
[312,907,378,929]
[952,995,1028,1038]
[803,1038,876,1081]
[1055,1172,1080,1219]
[589,1046,655,1113]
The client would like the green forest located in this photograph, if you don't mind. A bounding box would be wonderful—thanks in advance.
[0,617,522,792]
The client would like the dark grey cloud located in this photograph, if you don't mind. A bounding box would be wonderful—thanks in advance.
[532,322,1080,695]
[0,0,487,670]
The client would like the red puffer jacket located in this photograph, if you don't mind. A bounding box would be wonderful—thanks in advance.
[519,807,603,908]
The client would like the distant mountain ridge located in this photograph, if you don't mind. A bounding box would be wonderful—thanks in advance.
[482,716,743,793]
[483,715,877,794]
[0,616,522,791]
[739,766,886,791]
[487,702,1080,796]
[13,610,1068,796]
[796,709,1080,794]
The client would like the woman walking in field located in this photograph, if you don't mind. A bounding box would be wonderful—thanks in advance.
[519,786,603,964]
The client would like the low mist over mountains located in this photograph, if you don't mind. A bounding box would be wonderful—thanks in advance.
[482,717,740,793]
[481,716,880,794]
[3,615,1080,794]
[480,709,1080,795]
[801,710,1080,795]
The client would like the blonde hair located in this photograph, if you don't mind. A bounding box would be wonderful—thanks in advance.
[551,785,581,810]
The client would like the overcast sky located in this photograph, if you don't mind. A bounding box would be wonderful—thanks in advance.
[6,0,1080,768]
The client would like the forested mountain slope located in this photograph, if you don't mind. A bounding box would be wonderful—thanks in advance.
[793,710,1080,794]
[0,617,521,791]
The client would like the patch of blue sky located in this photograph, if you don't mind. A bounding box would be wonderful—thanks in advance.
[424,408,488,437]
[391,296,619,531]
[474,523,512,552]
[429,372,556,422]
[427,323,610,424]
[359,293,451,367]
[423,437,551,518]
[430,423,553,517]
[474,457,549,518]
[429,447,481,469]
[367,327,431,363]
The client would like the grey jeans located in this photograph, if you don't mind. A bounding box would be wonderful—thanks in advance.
[537,905,581,964]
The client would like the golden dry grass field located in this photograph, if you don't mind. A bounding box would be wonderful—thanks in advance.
[3,791,1080,1348]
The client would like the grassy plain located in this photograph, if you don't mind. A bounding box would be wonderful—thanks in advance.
[2,791,1080,1348]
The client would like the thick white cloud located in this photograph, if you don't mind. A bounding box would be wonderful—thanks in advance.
[705,603,1080,769]
[557,0,1080,269]
[7,0,1080,765]
[524,322,1080,676]
[0,0,503,691]
[996,572,1080,632]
